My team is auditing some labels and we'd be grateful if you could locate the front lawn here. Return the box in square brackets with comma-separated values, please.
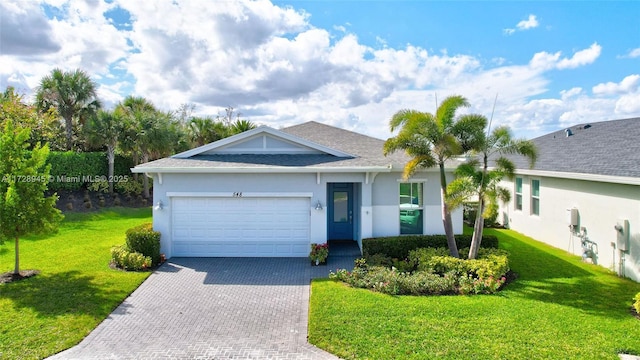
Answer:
[309, 228, 640, 359]
[0, 208, 152, 360]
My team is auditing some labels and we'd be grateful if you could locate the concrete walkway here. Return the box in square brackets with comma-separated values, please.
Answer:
[48, 255, 356, 360]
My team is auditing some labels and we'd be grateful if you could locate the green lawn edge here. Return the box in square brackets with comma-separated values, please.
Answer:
[309, 228, 640, 360]
[0, 207, 152, 360]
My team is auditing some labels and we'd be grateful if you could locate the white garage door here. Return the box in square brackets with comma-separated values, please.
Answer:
[171, 197, 310, 257]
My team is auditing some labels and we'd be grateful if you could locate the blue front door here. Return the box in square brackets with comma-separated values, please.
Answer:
[328, 183, 354, 240]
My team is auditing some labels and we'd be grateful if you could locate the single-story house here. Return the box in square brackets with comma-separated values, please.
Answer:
[132, 121, 463, 258]
[498, 117, 640, 282]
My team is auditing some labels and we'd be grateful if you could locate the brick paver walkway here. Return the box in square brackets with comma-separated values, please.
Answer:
[47, 256, 355, 360]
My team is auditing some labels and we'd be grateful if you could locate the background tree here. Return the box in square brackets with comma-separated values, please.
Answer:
[35, 68, 101, 151]
[1, 87, 64, 150]
[84, 110, 125, 194]
[0, 121, 63, 275]
[230, 119, 257, 134]
[447, 125, 537, 259]
[383, 95, 481, 258]
[188, 117, 230, 146]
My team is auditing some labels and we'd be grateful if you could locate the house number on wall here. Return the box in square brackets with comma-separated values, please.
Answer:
[233, 192, 243, 197]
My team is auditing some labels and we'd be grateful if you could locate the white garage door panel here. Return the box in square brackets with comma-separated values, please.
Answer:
[171, 197, 310, 257]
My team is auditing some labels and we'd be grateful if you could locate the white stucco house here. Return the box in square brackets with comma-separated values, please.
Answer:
[132, 121, 463, 258]
[498, 117, 640, 282]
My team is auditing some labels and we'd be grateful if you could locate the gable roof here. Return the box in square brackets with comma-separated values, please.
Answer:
[132, 121, 426, 173]
[509, 117, 640, 184]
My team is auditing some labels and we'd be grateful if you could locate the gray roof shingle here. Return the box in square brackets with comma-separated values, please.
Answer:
[510, 117, 640, 178]
[133, 121, 461, 172]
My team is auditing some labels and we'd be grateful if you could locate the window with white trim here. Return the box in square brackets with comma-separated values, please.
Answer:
[531, 179, 540, 216]
[400, 182, 423, 234]
[515, 177, 523, 211]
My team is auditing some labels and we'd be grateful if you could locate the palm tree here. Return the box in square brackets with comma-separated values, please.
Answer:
[85, 110, 125, 194]
[189, 117, 230, 146]
[447, 125, 537, 259]
[230, 119, 257, 134]
[383, 95, 481, 258]
[35, 68, 101, 150]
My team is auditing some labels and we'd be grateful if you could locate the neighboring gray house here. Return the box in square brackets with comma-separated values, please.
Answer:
[498, 117, 640, 282]
[133, 121, 463, 258]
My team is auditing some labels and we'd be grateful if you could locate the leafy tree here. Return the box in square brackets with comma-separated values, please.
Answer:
[383, 95, 483, 258]
[447, 125, 537, 259]
[0, 87, 64, 150]
[85, 110, 126, 193]
[35, 68, 101, 150]
[0, 121, 63, 275]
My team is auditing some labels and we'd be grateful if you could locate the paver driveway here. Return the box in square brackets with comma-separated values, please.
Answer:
[48, 257, 349, 360]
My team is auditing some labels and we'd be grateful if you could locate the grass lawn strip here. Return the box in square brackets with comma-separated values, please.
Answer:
[309, 228, 640, 360]
[0, 208, 152, 360]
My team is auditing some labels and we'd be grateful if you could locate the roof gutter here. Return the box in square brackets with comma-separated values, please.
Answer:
[514, 169, 640, 186]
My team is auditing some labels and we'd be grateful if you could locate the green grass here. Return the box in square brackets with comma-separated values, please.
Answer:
[0, 208, 152, 360]
[310, 228, 640, 359]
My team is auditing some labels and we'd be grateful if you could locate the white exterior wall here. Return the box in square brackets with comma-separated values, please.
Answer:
[499, 175, 640, 282]
[151, 169, 463, 258]
[371, 172, 463, 237]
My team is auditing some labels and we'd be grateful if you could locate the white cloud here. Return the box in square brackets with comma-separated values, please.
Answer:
[629, 48, 640, 58]
[1, 0, 638, 142]
[517, 14, 539, 30]
[529, 42, 601, 71]
[592, 74, 640, 95]
[504, 14, 539, 35]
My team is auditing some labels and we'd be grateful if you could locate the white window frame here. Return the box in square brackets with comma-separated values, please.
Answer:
[530, 179, 540, 216]
[399, 181, 424, 235]
[514, 177, 523, 211]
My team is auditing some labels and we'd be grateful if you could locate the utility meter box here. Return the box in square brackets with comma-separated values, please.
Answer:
[569, 208, 579, 227]
[615, 219, 630, 251]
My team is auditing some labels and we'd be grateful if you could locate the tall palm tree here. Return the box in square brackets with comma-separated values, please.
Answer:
[35, 68, 101, 150]
[189, 117, 230, 146]
[85, 110, 125, 194]
[447, 125, 537, 259]
[384, 95, 481, 258]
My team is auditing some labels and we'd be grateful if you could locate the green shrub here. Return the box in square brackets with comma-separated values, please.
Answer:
[426, 248, 509, 279]
[110, 245, 151, 271]
[125, 223, 161, 266]
[634, 292, 640, 314]
[363, 234, 499, 259]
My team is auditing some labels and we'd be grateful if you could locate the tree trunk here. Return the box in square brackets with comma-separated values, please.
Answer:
[13, 236, 19, 275]
[64, 115, 73, 150]
[469, 152, 490, 259]
[107, 145, 115, 194]
[439, 162, 459, 258]
[468, 197, 485, 259]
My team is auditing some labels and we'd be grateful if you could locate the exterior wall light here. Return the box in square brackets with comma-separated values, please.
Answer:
[315, 200, 323, 211]
[154, 200, 163, 211]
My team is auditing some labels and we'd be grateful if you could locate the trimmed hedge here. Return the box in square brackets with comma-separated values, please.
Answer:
[363, 234, 499, 259]
[125, 223, 161, 266]
[46, 151, 134, 191]
[111, 245, 151, 271]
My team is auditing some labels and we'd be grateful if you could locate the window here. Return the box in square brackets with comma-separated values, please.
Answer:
[400, 182, 423, 234]
[531, 179, 540, 216]
[514, 178, 523, 211]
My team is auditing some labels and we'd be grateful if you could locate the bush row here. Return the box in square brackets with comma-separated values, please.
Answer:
[47, 152, 134, 191]
[332, 247, 510, 296]
[111, 223, 161, 271]
[362, 234, 499, 260]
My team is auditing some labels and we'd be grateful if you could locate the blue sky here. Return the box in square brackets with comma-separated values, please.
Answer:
[1, 0, 639, 140]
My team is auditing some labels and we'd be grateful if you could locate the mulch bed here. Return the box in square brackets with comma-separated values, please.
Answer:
[0, 270, 40, 284]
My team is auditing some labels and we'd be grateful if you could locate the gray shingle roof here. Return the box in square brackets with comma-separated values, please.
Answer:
[133, 121, 460, 172]
[510, 117, 640, 178]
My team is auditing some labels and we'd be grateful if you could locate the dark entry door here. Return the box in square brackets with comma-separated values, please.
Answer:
[328, 183, 354, 240]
